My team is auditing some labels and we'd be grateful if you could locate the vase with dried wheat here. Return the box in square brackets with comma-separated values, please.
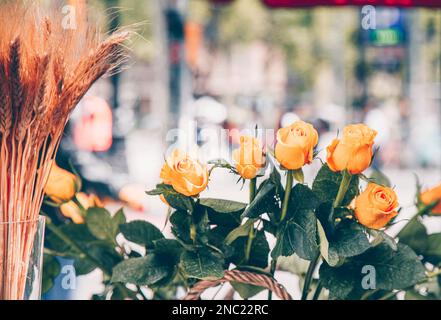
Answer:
[0, 1, 128, 300]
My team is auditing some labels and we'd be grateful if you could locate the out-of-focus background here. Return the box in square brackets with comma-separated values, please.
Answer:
[46, 0, 441, 299]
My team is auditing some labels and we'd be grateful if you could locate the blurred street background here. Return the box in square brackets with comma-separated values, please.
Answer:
[46, 0, 441, 299]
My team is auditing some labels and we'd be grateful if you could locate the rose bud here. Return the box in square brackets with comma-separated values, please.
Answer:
[420, 183, 441, 214]
[275, 120, 318, 170]
[232, 136, 265, 180]
[60, 193, 103, 224]
[160, 149, 209, 197]
[327, 124, 377, 174]
[44, 162, 80, 203]
[354, 183, 399, 229]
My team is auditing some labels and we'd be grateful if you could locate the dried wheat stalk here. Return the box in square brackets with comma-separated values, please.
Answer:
[0, 1, 129, 300]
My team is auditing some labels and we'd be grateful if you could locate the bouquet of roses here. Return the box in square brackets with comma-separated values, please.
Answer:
[43, 121, 441, 300]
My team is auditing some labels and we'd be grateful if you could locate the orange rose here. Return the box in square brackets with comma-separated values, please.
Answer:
[44, 162, 80, 203]
[420, 183, 441, 214]
[160, 149, 208, 197]
[60, 192, 103, 224]
[275, 120, 318, 170]
[354, 183, 399, 229]
[327, 124, 377, 174]
[232, 136, 265, 179]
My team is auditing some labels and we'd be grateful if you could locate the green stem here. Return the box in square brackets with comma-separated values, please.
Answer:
[301, 253, 320, 300]
[280, 171, 294, 222]
[267, 259, 277, 300]
[379, 291, 398, 300]
[71, 194, 86, 213]
[333, 170, 352, 208]
[312, 281, 323, 300]
[245, 178, 257, 263]
[268, 172, 294, 300]
[397, 204, 431, 238]
[249, 178, 257, 203]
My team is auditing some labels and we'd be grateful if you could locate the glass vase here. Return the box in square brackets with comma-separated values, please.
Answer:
[0, 216, 46, 300]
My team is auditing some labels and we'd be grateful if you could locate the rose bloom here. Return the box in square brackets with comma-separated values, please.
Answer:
[232, 136, 265, 180]
[420, 183, 441, 214]
[327, 124, 377, 174]
[44, 162, 80, 203]
[160, 149, 209, 197]
[275, 120, 319, 170]
[60, 192, 103, 224]
[354, 183, 399, 230]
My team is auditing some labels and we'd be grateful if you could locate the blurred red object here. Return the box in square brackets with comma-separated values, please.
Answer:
[263, 0, 441, 7]
[73, 96, 113, 152]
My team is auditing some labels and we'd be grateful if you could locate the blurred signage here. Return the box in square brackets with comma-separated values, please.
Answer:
[366, 8, 406, 47]
[263, 0, 441, 7]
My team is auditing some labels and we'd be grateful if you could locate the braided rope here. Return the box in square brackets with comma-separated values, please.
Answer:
[184, 270, 292, 300]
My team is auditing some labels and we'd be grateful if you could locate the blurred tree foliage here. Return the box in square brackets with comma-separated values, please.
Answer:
[88, 0, 154, 61]
[189, 0, 359, 102]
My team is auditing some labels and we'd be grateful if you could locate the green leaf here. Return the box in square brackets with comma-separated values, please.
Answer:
[86, 207, 118, 242]
[231, 230, 270, 268]
[111, 254, 174, 286]
[225, 219, 255, 245]
[398, 218, 429, 255]
[199, 198, 247, 213]
[112, 209, 126, 226]
[312, 164, 359, 206]
[42, 255, 61, 294]
[272, 209, 319, 261]
[153, 238, 183, 264]
[424, 233, 441, 265]
[369, 170, 391, 187]
[286, 184, 319, 220]
[120, 220, 164, 248]
[242, 181, 278, 219]
[231, 282, 265, 299]
[146, 184, 194, 211]
[320, 243, 426, 299]
[329, 220, 371, 259]
[317, 220, 339, 267]
[292, 168, 304, 183]
[181, 249, 225, 280]
[319, 262, 354, 299]
[370, 229, 397, 251]
[46, 224, 96, 257]
[170, 210, 192, 243]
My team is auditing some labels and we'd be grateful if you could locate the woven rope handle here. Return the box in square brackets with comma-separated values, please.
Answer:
[184, 270, 292, 300]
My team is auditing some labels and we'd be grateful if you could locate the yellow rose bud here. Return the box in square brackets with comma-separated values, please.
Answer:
[354, 183, 399, 230]
[275, 120, 318, 170]
[44, 162, 80, 203]
[60, 192, 103, 224]
[327, 124, 377, 174]
[160, 149, 208, 197]
[232, 136, 265, 180]
[420, 183, 441, 215]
